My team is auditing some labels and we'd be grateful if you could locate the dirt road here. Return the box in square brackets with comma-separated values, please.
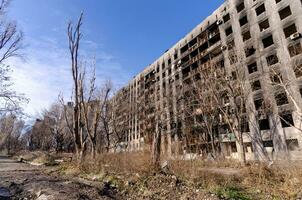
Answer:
[0, 156, 117, 200]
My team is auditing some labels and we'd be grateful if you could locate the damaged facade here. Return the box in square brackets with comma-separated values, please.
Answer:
[111, 0, 302, 161]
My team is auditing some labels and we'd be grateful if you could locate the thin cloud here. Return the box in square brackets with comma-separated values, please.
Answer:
[8, 36, 131, 118]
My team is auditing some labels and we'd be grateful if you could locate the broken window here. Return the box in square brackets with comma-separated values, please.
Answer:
[276, 0, 282, 3]
[259, 19, 270, 32]
[242, 30, 251, 41]
[280, 112, 294, 127]
[225, 26, 233, 36]
[294, 64, 302, 78]
[239, 15, 248, 26]
[288, 42, 302, 57]
[248, 62, 257, 74]
[266, 54, 279, 66]
[223, 13, 230, 23]
[286, 139, 299, 151]
[275, 92, 289, 106]
[283, 23, 297, 38]
[256, 3, 266, 16]
[245, 46, 256, 57]
[251, 80, 261, 91]
[236, 2, 245, 13]
[279, 6, 292, 20]
[262, 35, 274, 48]
[259, 118, 270, 130]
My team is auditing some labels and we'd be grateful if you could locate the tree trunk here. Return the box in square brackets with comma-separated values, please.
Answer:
[152, 127, 161, 169]
[239, 132, 247, 165]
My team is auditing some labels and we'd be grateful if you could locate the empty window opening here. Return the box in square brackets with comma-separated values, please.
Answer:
[256, 4, 266, 16]
[223, 13, 230, 23]
[174, 53, 178, 60]
[242, 30, 251, 41]
[280, 112, 294, 127]
[189, 38, 197, 47]
[181, 45, 189, 54]
[294, 64, 302, 78]
[194, 73, 201, 81]
[227, 39, 235, 50]
[209, 33, 221, 46]
[181, 55, 190, 64]
[225, 26, 233, 36]
[251, 80, 261, 91]
[262, 35, 274, 48]
[279, 6, 292, 20]
[275, 92, 289, 106]
[182, 66, 190, 77]
[259, 19, 270, 32]
[276, 0, 282, 3]
[237, 2, 245, 13]
[231, 142, 238, 152]
[254, 97, 263, 110]
[190, 49, 198, 58]
[191, 62, 198, 70]
[245, 46, 256, 57]
[248, 62, 258, 74]
[239, 15, 248, 26]
[283, 23, 297, 38]
[241, 116, 250, 132]
[231, 71, 237, 80]
[286, 139, 299, 151]
[229, 53, 238, 64]
[259, 118, 270, 130]
[270, 71, 282, 84]
[288, 42, 302, 57]
[244, 142, 253, 152]
[199, 42, 209, 53]
[266, 54, 279, 66]
[263, 140, 273, 147]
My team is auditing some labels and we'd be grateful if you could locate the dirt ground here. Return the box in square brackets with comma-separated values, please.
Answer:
[0, 156, 119, 200]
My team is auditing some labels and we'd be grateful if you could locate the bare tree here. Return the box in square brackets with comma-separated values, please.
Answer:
[60, 13, 88, 161]
[0, 113, 25, 154]
[0, 0, 27, 115]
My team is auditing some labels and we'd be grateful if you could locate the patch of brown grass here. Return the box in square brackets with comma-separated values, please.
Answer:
[78, 150, 152, 175]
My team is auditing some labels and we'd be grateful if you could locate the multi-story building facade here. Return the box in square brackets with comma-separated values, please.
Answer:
[111, 0, 302, 161]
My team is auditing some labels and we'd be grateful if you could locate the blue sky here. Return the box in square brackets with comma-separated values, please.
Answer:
[7, 0, 224, 116]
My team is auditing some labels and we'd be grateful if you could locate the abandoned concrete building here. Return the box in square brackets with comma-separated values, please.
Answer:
[111, 0, 302, 161]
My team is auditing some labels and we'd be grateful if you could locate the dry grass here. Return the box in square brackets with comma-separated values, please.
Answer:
[78, 150, 152, 175]
[57, 152, 302, 199]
